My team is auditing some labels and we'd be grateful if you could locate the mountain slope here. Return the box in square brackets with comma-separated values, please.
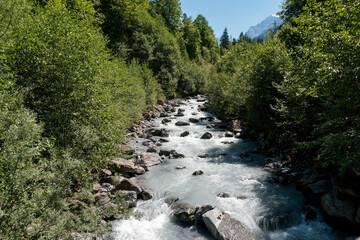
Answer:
[246, 14, 283, 39]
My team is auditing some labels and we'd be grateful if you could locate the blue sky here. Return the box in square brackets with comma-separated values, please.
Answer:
[180, 0, 284, 40]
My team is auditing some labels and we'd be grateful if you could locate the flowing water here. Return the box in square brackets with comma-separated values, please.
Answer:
[111, 99, 343, 240]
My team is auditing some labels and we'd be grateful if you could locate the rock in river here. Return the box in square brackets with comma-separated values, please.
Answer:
[172, 202, 197, 225]
[175, 121, 190, 126]
[202, 208, 258, 240]
[201, 132, 213, 139]
[135, 153, 163, 171]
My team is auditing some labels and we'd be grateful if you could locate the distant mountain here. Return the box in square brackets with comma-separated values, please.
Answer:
[246, 15, 283, 40]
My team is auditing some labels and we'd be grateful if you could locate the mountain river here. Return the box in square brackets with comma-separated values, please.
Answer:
[110, 99, 346, 240]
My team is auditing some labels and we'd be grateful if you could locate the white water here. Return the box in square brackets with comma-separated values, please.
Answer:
[111, 99, 343, 240]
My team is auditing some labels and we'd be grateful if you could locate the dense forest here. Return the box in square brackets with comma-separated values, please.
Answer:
[0, 0, 359, 239]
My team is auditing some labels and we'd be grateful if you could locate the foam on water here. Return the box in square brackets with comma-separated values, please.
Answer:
[111, 99, 343, 240]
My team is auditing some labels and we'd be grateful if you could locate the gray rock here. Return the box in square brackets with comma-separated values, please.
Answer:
[198, 154, 209, 158]
[135, 153, 163, 171]
[147, 147, 157, 153]
[147, 128, 169, 137]
[195, 205, 214, 225]
[321, 190, 356, 223]
[192, 170, 204, 176]
[217, 192, 230, 198]
[111, 158, 145, 175]
[95, 192, 110, 206]
[160, 138, 170, 143]
[122, 190, 137, 208]
[181, 131, 190, 137]
[175, 121, 190, 126]
[174, 113, 185, 117]
[206, 124, 215, 129]
[189, 118, 200, 123]
[221, 141, 234, 144]
[201, 132, 213, 139]
[112, 177, 142, 195]
[165, 197, 179, 205]
[93, 183, 102, 192]
[172, 202, 196, 224]
[202, 208, 258, 240]
[138, 188, 153, 201]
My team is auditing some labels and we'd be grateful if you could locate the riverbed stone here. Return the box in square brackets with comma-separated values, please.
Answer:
[160, 138, 170, 143]
[147, 128, 169, 137]
[217, 192, 231, 198]
[201, 132, 213, 139]
[175, 121, 190, 126]
[195, 205, 214, 225]
[321, 190, 356, 224]
[122, 190, 137, 208]
[138, 187, 153, 201]
[192, 170, 204, 176]
[172, 202, 196, 224]
[206, 124, 215, 129]
[202, 208, 258, 240]
[111, 177, 142, 195]
[198, 154, 209, 158]
[189, 118, 200, 123]
[111, 158, 145, 175]
[95, 192, 110, 206]
[180, 131, 190, 137]
[119, 144, 135, 155]
[225, 131, 234, 137]
[135, 153, 163, 171]
[176, 165, 186, 169]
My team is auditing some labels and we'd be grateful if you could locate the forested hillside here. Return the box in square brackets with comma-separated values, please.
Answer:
[207, 0, 360, 175]
[1, 0, 359, 238]
[0, 0, 218, 238]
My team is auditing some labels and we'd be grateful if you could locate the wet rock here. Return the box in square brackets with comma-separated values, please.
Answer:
[221, 141, 234, 144]
[198, 154, 209, 158]
[172, 202, 196, 225]
[159, 149, 184, 158]
[138, 188, 153, 201]
[236, 194, 248, 200]
[146, 147, 157, 153]
[192, 112, 198, 115]
[225, 131, 234, 137]
[192, 170, 204, 176]
[256, 208, 294, 231]
[160, 138, 170, 143]
[122, 190, 137, 208]
[174, 113, 185, 117]
[321, 190, 357, 225]
[180, 131, 190, 137]
[165, 197, 179, 205]
[176, 165, 186, 169]
[198, 105, 207, 112]
[201, 132, 213, 139]
[162, 118, 172, 123]
[202, 208, 258, 240]
[178, 108, 186, 112]
[197, 99, 206, 102]
[147, 128, 169, 137]
[189, 118, 200, 123]
[207, 117, 215, 122]
[95, 192, 110, 206]
[206, 124, 215, 129]
[195, 205, 214, 225]
[175, 121, 190, 126]
[135, 153, 163, 171]
[217, 192, 230, 198]
[112, 177, 142, 195]
[111, 158, 145, 175]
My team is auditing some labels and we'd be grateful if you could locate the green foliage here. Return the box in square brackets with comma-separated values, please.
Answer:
[150, 0, 182, 32]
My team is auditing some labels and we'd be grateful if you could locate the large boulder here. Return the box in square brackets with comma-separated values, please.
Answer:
[202, 208, 258, 240]
[201, 132, 213, 139]
[135, 153, 163, 171]
[172, 202, 197, 225]
[175, 121, 190, 126]
[321, 190, 357, 227]
[111, 158, 145, 175]
[111, 177, 142, 195]
[122, 190, 137, 208]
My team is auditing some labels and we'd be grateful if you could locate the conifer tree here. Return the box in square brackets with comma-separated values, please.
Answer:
[220, 27, 230, 49]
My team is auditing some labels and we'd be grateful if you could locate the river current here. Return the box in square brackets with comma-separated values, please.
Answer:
[111, 99, 343, 240]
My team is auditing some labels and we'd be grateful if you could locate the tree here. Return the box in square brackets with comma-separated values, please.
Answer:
[150, 0, 182, 32]
[220, 27, 230, 49]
